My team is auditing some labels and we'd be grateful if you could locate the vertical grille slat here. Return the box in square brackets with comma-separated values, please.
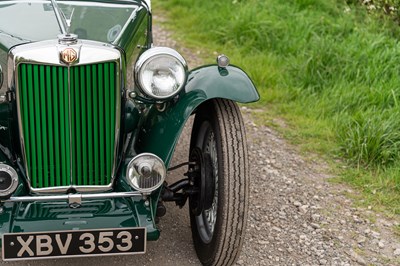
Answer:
[92, 64, 100, 185]
[27, 65, 37, 187]
[86, 65, 94, 185]
[18, 62, 117, 189]
[39, 66, 49, 187]
[98, 64, 106, 185]
[33, 66, 43, 187]
[52, 66, 61, 186]
[80, 66, 87, 186]
[46, 66, 55, 187]
[58, 68, 67, 186]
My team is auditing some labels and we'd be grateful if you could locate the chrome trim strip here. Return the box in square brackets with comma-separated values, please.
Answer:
[111, 61, 121, 181]
[30, 184, 114, 194]
[143, 0, 151, 12]
[5, 191, 143, 203]
[0, 64, 3, 89]
[10, 40, 122, 193]
[68, 58, 73, 186]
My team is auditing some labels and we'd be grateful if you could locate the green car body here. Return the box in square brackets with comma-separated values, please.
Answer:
[0, 0, 258, 262]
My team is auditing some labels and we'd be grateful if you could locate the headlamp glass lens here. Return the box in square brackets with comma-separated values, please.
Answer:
[138, 54, 186, 99]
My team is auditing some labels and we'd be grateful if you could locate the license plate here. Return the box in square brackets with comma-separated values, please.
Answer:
[2, 228, 146, 261]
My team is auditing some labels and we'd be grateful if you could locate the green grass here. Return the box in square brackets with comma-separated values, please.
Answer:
[153, 0, 400, 215]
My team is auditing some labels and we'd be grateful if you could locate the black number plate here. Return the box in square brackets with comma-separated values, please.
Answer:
[2, 228, 146, 261]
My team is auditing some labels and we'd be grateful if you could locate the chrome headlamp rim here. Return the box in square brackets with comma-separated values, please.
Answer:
[134, 47, 188, 100]
[126, 153, 167, 194]
[0, 164, 19, 197]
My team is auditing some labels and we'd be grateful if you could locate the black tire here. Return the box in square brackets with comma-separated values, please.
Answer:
[189, 99, 249, 266]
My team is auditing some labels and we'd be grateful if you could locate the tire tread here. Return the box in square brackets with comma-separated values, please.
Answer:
[203, 99, 249, 266]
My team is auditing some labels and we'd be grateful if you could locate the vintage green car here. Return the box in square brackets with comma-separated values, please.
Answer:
[0, 0, 259, 264]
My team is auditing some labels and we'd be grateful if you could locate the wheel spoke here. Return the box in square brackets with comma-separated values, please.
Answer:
[195, 130, 219, 243]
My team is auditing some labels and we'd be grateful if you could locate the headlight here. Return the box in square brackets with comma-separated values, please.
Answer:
[134, 47, 187, 100]
[126, 153, 166, 193]
[0, 164, 18, 198]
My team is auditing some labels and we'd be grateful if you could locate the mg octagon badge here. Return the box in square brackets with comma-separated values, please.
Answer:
[60, 48, 78, 64]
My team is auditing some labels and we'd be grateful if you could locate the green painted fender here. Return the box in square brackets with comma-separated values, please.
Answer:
[136, 65, 259, 166]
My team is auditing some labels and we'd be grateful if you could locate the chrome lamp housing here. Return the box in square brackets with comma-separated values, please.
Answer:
[134, 47, 188, 100]
[126, 153, 166, 194]
[0, 164, 18, 198]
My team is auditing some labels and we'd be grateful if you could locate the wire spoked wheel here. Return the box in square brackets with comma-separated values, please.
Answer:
[189, 99, 249, 266]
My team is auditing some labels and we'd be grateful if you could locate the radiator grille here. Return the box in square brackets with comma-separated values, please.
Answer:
[18, 62, 117, 189]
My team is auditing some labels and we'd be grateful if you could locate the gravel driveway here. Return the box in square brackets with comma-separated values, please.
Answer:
[2, 14, 399, 266]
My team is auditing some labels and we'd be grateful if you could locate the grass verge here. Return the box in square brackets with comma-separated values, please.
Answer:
[153, 0, 400, 215]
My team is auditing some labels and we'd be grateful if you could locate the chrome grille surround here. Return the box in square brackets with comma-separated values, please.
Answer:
[8, 40, 122, 194]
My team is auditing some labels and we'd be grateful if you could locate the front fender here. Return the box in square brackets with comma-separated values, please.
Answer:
[136, 65, 259, 166]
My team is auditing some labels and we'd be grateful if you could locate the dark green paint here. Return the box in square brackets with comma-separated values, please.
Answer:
[137, 65, 259, 166]
[124, 100, 140, 133]
[0, 197, 160, 244]
[0, 103, 12, 159]
[186, 65, 259, 103]
[0, 139, 11, 164]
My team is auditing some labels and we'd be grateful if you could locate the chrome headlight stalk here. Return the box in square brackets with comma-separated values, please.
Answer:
[0, 164, 19, 198]
[126, 153, 166, 194]
[134, 47, 188, 100]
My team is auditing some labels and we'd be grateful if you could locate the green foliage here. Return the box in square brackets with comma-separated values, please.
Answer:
[153, 0, 400, 213]
[337, 110, 400, 168]
[354, 0, 400, 23]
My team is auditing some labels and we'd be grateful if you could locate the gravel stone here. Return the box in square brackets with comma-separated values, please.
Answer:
[357, 235, 367, 244]
[349, 250, 367, 265]
[293, 201, 302, 207]
[311, 223, 320, 229]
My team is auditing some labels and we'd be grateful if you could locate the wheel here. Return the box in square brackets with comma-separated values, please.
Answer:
[189, 99, 249, 266]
